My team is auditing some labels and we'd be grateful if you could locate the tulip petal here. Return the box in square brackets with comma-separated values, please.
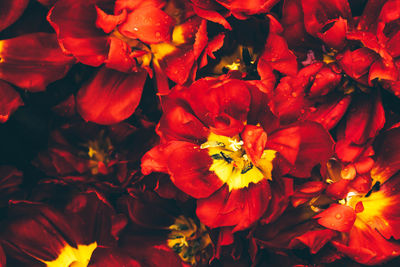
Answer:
[0, 33, 75, 91]
[0, 81, 23, 123]
[118, 2, 175, 44]
[167, 141, 224, 199]
[315, 203, 356, 232]
[0, 0, 29, 32]
[48, 0, 109, 66]
[76, 67, 147, 125]
[196, 181, 271, 231]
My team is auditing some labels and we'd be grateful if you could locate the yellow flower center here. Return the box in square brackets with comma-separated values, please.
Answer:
[82, 131, 114, 175]
[42, 242, 97, 267]
[201, 132, 276, 191]
[167, 216, 211, 265]
[339, 182, 392, 230]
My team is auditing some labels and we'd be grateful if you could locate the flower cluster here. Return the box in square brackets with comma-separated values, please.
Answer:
[2, 0, 400, 266]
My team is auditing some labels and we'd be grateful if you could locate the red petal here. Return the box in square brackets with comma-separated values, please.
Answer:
[259, 33, 298, 77]
[386, 31, 400, 58]
[0, 0, 29, 32]
[325, 179, 351, 199]
[267, 122, 334, 177]
[200, 33, 225, 68]
[308, 65, 342, 97]
[89, 248, 140, 267]
[156, 47, 195, 85]
[118, 192, 176, 229]
[302, 94, 351, 130]
[336, 48, 379, 80]
[333, 223, 400, 265]
[196, 181, 271, 231]
[158, 99, 209, 143]
[0, 81, 23, 123]
[289, 122, 334, 177]
[301, 0, 352, 36]
[369, 58, 398, 83]
[105, 37, 137, 72]
[142, 141, 185, 175]
[167, 141, 224, 199]
[216, 0, 279, 15]
[241, 125, 268, 164]
[289, 229, 337, 254]
[192, 5, 231, 30]
[0, 33, 75, 91]
[315, 203, 356, 232]
[339, 91, 385, 145]
[95, 6, 127, 34]
[372, 127, 400, 184]
[267, 126, 301, 165]
[65, 191, 119, 245]
[261, 177, 293, 224]
[185, 78, 251, 136]
[357, 0, 386, 32]
[193, 20, 208, 60]
[48, 0, 109, 66]
[3, 201, 79, 264]
[317, 17, 348, 50]
[76, 67, 146, 125]
[0, 166, 23, 204]
[336, 91, 385, 161]
[118, 2, 175, 44]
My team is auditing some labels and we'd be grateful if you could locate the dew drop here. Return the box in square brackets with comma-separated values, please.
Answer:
[335, 213, 342, 219]
[155, 32, 161, 38]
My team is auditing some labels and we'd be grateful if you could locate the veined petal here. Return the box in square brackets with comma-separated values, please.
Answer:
[196, 180, 271, 231]
[167, 141, 224, 199]
[48, 0, 109, 66]
[0, 33, 75, 91]
[333, 223, 400, 265]
[76, 67, 147, 125]
[185, 78, 251, 136]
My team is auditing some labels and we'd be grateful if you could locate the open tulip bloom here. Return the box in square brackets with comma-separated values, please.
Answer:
[3, 0, 400, 266]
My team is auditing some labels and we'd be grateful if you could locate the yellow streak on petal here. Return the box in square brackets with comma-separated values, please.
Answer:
[172, 25, 186, 45]
[151, 43, 177, 60]
[351, 191, 392, 230]
[42, 242, 97, 267]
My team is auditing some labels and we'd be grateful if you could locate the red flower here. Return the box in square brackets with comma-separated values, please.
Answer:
[118, 189, 211, 266]
[34, 119, 157, 190]
[47, 0, 225, 124]
[142, 75, 333, 231]
[281, 0, 400, 95]
[1, 191, 128, 266]
[314, 126, 400, 265]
